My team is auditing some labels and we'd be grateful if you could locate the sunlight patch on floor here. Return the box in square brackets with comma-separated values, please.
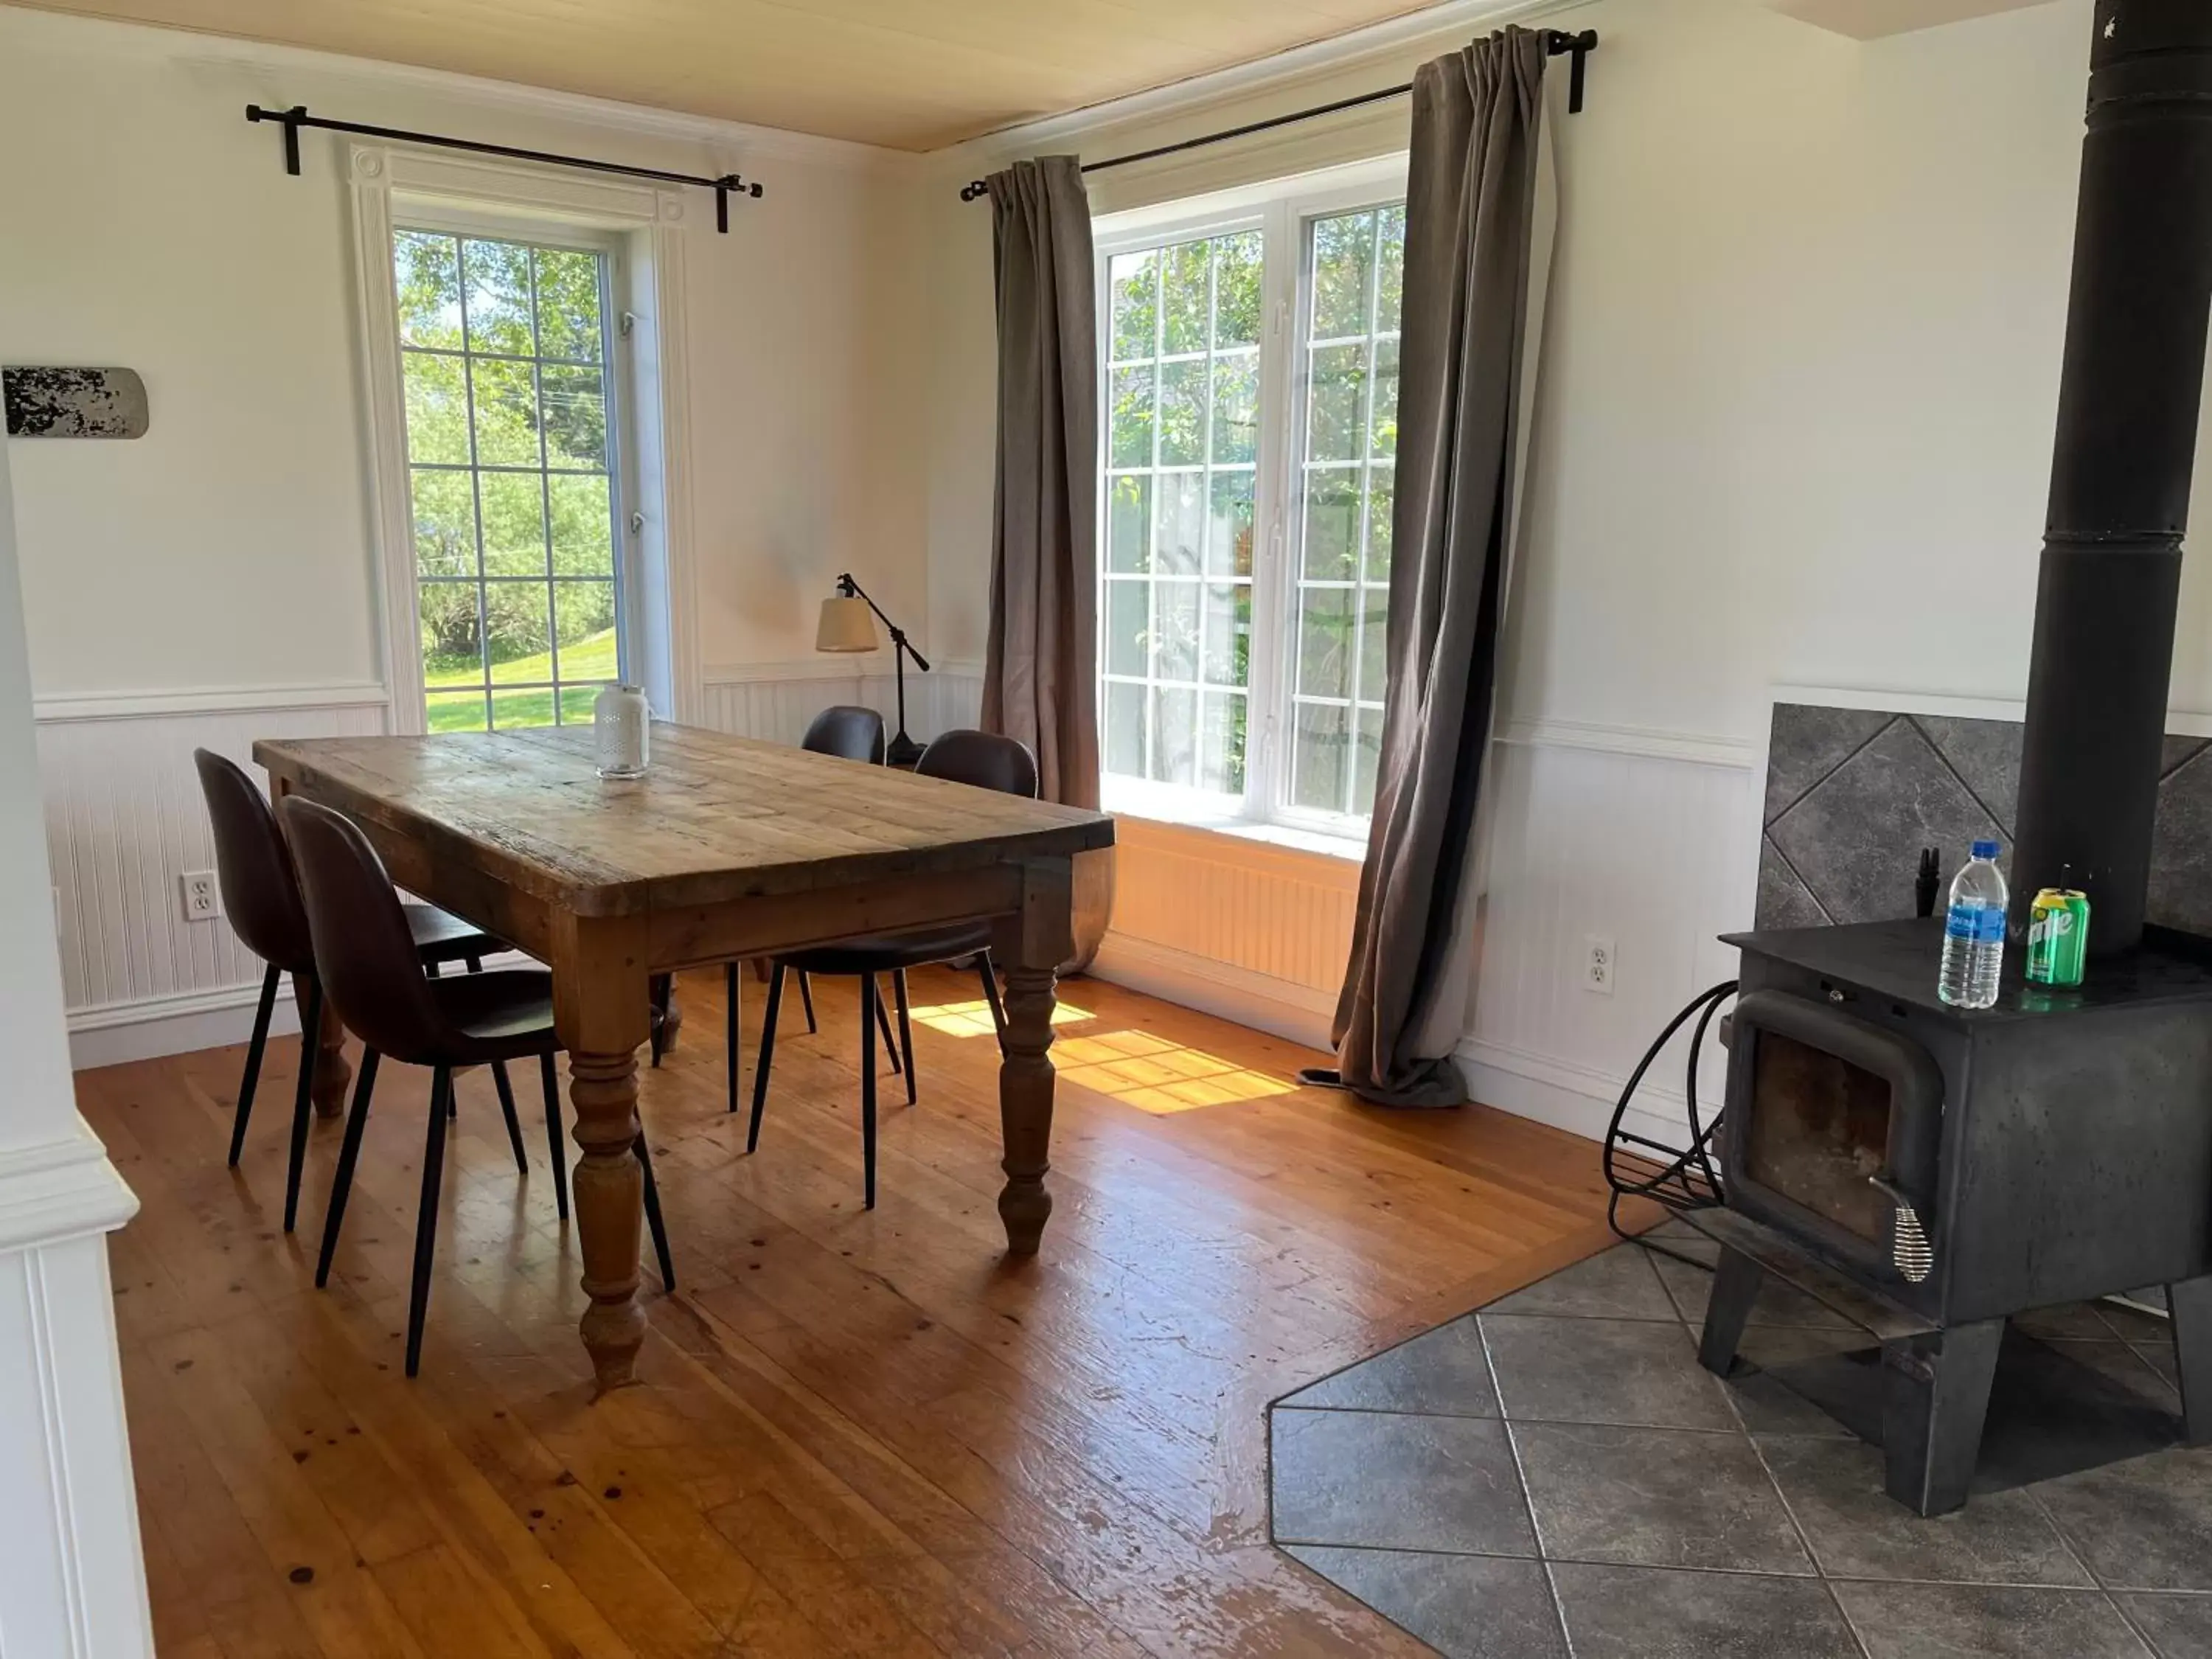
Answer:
[907, 998, 1095, 1038]
[906, 997, 1295, 1113]
[1053, 1027, 1298, 1115]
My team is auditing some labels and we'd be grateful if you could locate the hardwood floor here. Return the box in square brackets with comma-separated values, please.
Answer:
[83, 966, 1646, 1657]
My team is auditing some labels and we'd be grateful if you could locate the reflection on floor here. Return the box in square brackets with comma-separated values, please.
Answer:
[1270, 1218, 2212, 1658]
[908, 992, 1297, 1114]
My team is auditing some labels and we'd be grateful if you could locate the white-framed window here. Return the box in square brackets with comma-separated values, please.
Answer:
[392, 224, 630, 731]
[349, 144, 698, 735]
[1095, 157, 1408, 842]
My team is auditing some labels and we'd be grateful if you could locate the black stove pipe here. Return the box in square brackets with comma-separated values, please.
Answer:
[2011, 0, 2212, 957]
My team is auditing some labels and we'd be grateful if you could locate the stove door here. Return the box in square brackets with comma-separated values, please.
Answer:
[1724, 990, 1946, 1287]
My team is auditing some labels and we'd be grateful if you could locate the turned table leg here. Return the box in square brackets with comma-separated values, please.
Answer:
[992, 858, 1074, 1256]
[553, 915, 653, 1394]
[293, 967, 351, 1119]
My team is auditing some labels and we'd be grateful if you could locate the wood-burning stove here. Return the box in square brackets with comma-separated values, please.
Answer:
[1697, 0, 2212, 1517]
[1699, 918, 2212, 1514]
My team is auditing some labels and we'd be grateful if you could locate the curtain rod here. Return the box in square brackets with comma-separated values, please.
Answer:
[959, 27, 1596, 202]
[243, 105, 765, 232]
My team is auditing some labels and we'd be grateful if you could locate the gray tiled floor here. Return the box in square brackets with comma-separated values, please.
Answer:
[1270, 1222, 2212, 1658]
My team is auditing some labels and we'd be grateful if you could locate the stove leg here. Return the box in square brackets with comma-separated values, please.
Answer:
[1697, 1245, 1766, 1376]
[1882, 1318, 2003, 1517]
[2166, 1274, 2212, 1445]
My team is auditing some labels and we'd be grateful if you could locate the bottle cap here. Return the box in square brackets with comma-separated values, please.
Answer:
[1972, 839, 2000, 860]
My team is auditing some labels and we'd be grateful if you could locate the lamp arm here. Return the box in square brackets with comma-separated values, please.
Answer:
[834, 572, 932, 672]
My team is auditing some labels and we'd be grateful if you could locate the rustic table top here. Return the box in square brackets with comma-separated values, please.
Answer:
[254, 723, 1114, 917]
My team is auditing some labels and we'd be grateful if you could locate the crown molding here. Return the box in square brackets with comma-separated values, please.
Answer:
[0, 1, 919, 174]
[945, 0, 1596, 162]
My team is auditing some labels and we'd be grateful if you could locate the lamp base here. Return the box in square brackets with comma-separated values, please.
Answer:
[886, 728, 925, 770]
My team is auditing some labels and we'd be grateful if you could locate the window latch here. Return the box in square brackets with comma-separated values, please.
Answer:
[620, 310, 637, 340]
[629, 511, 645, 535]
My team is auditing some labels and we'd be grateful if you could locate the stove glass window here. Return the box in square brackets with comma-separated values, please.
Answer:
[1745, 1028, 1892, 1242]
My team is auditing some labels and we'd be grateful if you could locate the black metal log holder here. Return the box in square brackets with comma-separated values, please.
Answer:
[959, 27, 1597, 202]
[243, 105, 765, 231]
[2010, 0, 2212, 954]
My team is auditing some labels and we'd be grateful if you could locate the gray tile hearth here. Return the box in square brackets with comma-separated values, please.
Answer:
[1270, 1236, 2212, 1659]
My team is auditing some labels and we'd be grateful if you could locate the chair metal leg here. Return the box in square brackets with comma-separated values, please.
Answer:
[540, 1053, 569, 1222]
[315, 1047, 379, 1288]
[636, 1133, 675, 1293]
[860, 973, 879, 1210]
[282, 975, 325, 1234]
[797, 969, 818, 1034]
[748, 964, 785, 1154]
[726, 961, 741, 1116]
[406, 1068, 452, 1377]
[977, 952, 1008, 1058]
[874, 975, 903, 1077]
[229, 962, 280, 1168]
[490, 1061, 527, 1172]
[648, 973, 671, 1067]
[894, 970, 917, 1106]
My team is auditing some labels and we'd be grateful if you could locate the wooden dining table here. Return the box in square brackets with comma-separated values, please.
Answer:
[254, 722, 1115, 1393]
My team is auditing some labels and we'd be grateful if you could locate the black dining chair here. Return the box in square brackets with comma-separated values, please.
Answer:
[279, 796, 675, 1377]
[691, 706, 899, 1116]
[746, 729, 1028, 1209]
[193, 748, 512, 1234]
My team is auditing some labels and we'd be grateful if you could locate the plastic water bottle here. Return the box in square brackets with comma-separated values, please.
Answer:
[1938, 839, 2008, 1009]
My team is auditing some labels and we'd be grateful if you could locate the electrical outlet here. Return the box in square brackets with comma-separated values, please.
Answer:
[1583, 934, 1615, 995]
[180, 870, 220, 922]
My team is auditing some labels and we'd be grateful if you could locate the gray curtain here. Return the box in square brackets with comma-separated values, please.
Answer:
[984, 157, 1101, 810]
[1328, 30, 1550, 1107]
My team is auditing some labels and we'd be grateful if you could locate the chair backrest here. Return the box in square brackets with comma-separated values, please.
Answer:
[193, 748, 315, 973]
[277, 796, 450, 1065]
[803, 704, 886, 764]
[917, 729, 1038, 799]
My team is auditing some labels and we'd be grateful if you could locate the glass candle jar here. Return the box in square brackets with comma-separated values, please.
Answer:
[594, 684, 651, 779]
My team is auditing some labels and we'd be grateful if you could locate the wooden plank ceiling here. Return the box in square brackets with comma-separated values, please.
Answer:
[15, 0, 1447, 150]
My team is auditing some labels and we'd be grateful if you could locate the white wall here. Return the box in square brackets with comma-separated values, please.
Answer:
[0, 5, 959, 1055]
[914, 0, 2211, 1133]
[0, 430, 153, 1652]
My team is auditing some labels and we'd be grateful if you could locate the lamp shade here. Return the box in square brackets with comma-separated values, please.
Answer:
[815, 594, 877, 653]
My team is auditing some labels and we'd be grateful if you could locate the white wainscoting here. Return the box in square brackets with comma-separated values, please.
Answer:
[34, 684, 391, 1069]
[1458, 720, 1759, 1150]
[38, 667, 990, 1068]
[698, 658, 987, 746]
[1088, 816, 1363, 1050]
[0, 1132, 150, 1657]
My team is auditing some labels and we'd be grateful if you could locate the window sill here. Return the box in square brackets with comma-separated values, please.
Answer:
[1106, 807, 1368, 866]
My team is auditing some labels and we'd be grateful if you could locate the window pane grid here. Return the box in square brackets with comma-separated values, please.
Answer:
[1290, 204, 1402, 819]
[396, 229, 622, 733]
[1102, 229, 1261, 796]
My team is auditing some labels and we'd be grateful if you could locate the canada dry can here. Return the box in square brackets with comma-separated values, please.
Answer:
[2026, 888, 2090, 987]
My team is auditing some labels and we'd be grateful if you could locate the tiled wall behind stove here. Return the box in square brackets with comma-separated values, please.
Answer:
[1758, 703, 2212, 935]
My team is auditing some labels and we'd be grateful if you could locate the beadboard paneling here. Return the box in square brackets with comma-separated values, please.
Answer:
[1460, 730, 1758, 1144]
[35, 692, 389, 1044]
[699, 662, 985, 747]
[1089, 817, 1362, 1047]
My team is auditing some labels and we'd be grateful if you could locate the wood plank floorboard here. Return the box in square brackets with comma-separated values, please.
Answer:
[81, 966, 1648, 1657]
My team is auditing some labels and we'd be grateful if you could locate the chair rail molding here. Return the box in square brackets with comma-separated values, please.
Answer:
[0, 1130, 150, 1658]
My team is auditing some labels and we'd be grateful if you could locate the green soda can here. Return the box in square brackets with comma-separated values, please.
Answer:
[2026, 887, 2090, 987]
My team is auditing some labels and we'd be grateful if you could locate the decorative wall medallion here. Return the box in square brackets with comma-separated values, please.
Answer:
[3, 366, 150, 439]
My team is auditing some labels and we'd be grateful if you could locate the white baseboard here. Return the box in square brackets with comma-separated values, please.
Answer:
[1086, 932, 1338, 1051]
[67, 979, 297, 1072]
[1456, 1034, 1712, 1155]
[0, 1133, 150, 1656]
